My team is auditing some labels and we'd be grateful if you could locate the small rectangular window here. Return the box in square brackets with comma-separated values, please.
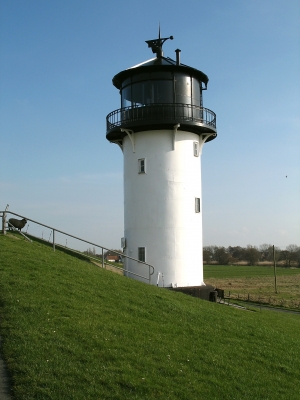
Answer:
[193, 142, 199, 157]
[195, 198, 200, 213]
[138, 247, 146, 262]
[138, 158, 145, 173]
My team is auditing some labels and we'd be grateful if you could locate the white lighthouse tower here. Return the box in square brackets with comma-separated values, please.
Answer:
[106, 33, 217, 289]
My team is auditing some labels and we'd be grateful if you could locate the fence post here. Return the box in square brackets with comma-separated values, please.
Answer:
[53, 229, 55, 252]
[102, 248, 104, 268]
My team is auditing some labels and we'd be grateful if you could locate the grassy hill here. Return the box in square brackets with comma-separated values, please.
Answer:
[0, 233, 300, 399]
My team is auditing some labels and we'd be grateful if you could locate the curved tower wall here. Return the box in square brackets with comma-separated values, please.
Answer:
[123, 129, 204, 287]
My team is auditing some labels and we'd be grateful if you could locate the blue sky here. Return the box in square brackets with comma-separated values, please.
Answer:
[1, 0, 299, 251]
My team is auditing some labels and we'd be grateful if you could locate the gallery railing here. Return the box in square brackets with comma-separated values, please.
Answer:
[107, 103, 216, 131]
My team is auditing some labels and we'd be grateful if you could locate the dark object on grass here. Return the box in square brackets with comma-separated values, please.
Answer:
[215, 288, 225, 299]
[8, 218, 27, 231]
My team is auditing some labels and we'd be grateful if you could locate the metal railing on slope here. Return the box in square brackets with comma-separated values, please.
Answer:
[1, 210, 154, 284]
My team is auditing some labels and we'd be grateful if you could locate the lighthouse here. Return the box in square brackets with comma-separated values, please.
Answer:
[106, 33, 217, 288]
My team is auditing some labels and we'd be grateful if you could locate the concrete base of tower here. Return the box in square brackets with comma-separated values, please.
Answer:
[167, 284, 218, 302]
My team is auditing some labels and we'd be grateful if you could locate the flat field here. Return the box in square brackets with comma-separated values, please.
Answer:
[204, 265, 300, 308]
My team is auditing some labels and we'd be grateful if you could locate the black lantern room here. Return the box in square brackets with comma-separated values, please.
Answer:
[106, 33, 217, 143]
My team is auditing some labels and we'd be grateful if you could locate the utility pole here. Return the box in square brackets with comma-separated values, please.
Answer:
[273, 245, 278, 294]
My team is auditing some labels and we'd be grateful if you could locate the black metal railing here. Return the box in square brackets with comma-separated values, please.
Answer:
[106, 103, 216, 132]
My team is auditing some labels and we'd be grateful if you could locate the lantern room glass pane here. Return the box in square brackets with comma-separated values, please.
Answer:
[121, 85, 132, 108]
[192, 77, 201, 107]
[174, 73, 192, 105]
[124, 80, 173, 107]
[150, 80, 173, 103]
[174, 73, 192, 119]
[120, 72, 202, 109]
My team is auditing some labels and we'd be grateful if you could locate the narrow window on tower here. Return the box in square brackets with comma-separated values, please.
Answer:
[193, 141, 199, 157]
[138, 247, 146, 262]
[195, 198, 201, 213]
[138, 158, 146, 173]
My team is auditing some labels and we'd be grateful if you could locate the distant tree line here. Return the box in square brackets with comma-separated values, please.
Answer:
[83, 244, 300, 267]
[203, 244, 300, 267]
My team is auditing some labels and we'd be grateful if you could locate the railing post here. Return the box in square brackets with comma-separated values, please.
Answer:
[53, 229, 55, 252]
[2, 213, 6, 235]
[2, 204, 9, 235]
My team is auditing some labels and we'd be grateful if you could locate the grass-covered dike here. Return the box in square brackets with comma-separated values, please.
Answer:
[0, 234, 300, 399]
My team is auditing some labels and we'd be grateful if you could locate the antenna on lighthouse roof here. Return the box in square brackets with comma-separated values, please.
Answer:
[145, 24, 173, 58]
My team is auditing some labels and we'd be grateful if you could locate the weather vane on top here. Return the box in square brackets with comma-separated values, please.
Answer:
[145, 24, 173, 58]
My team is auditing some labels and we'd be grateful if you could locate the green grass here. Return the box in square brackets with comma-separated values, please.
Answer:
[1, 234, 300, 399]
[204, 265, 300, 308]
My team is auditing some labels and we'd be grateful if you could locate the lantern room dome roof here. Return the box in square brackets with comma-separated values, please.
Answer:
[112, 55, 209, 89]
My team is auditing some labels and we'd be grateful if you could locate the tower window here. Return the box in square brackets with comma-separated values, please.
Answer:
[193, 142, 199, 157]
[138, 247, 146, 262]
[138, 158, 145, 173]
[195, 198, 201, 213]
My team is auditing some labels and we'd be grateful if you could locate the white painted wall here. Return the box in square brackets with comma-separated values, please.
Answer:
[123, 129, 205, 287]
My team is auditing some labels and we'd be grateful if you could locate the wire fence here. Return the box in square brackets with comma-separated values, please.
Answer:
[223, 290, 300, 310]
[1, 209, 154, 284]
